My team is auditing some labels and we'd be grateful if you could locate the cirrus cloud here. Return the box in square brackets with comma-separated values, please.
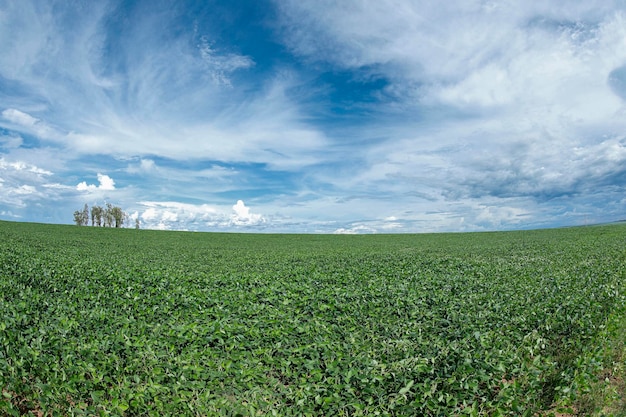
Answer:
[1, 0, 626, 232]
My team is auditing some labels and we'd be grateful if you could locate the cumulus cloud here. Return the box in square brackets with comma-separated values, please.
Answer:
[231, 200, 265, 226]
[138, 202, 218, 230]
[2, 1, 626, 232]
[136, 200, 266, 231]
[76, 173, 116, 192]
[333, 224, 377, 234]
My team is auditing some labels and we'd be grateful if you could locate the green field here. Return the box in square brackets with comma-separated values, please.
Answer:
[1, 221, 625, 416]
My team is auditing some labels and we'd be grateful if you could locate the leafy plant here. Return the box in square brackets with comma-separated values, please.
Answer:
[1, 221, 624, 415]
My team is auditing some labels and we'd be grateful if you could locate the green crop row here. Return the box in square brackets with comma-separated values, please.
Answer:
[1, 221, 625, 416]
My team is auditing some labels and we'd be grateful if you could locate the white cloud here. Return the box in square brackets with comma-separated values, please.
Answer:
[0, 210, 20, 218]
[139, 159, 156, 171]
[231, 200, 265, 226]
[76, 173, 116, 192]
[15, 185, 36, 195]
[125, 158, 237, 187]
[2, 1, 626, 232]
[140, 207, 158, 222]
[134, 200, 266, 231]
[138, 202, 219, 230]
[0, 158, 57, 207]
[275, 1, 623, 76]
[333, 228, 357, 235]
[0, 158, 52, 176]
[97, 174, 115, 190]
[276, 0, 626, 232]
[273, 1, 626, 145]
[0, 2, 327, 170]
[1, 108, 60, 141]
[0, 133, 23, 148]
[2, 109, 39, 127]
[333, 224, 377, 234]
[381, 221, 402, 231]
[198, 36, 255, 86]
[125, 158, 156, 174]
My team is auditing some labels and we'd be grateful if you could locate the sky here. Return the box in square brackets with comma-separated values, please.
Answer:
[1, 0, 626, 233]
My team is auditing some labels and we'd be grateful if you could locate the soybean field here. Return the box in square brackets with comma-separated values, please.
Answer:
[1, 220, 625, 416]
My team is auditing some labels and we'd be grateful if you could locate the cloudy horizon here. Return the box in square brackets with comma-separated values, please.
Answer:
[1, 1, 625, 233]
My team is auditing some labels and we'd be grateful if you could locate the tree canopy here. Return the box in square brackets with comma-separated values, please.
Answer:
[73, 203, 131, 228]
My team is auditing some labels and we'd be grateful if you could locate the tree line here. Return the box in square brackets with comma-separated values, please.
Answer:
[73, 203, 139, 228]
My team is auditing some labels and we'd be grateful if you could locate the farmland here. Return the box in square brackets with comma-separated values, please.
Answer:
[1, 221, 625, 416]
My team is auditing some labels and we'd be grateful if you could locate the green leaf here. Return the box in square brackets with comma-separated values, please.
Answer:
[399, 380, 414, 395]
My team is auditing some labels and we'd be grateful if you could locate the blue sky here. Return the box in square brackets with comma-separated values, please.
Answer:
[1, 0, 626, 233]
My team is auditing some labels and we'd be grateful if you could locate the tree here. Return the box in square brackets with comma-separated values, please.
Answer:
[104, 203, 114, 227]
[103, 203, 126, 228]
[76, 203, 126, 228]
[73, 204, 89, 226]
[110, 206, 126, 228]
[73, 210, 86, 226]
[135, 218, 140, 229]
[91, 205, 104, 227]
[81, 204, 89, 226]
